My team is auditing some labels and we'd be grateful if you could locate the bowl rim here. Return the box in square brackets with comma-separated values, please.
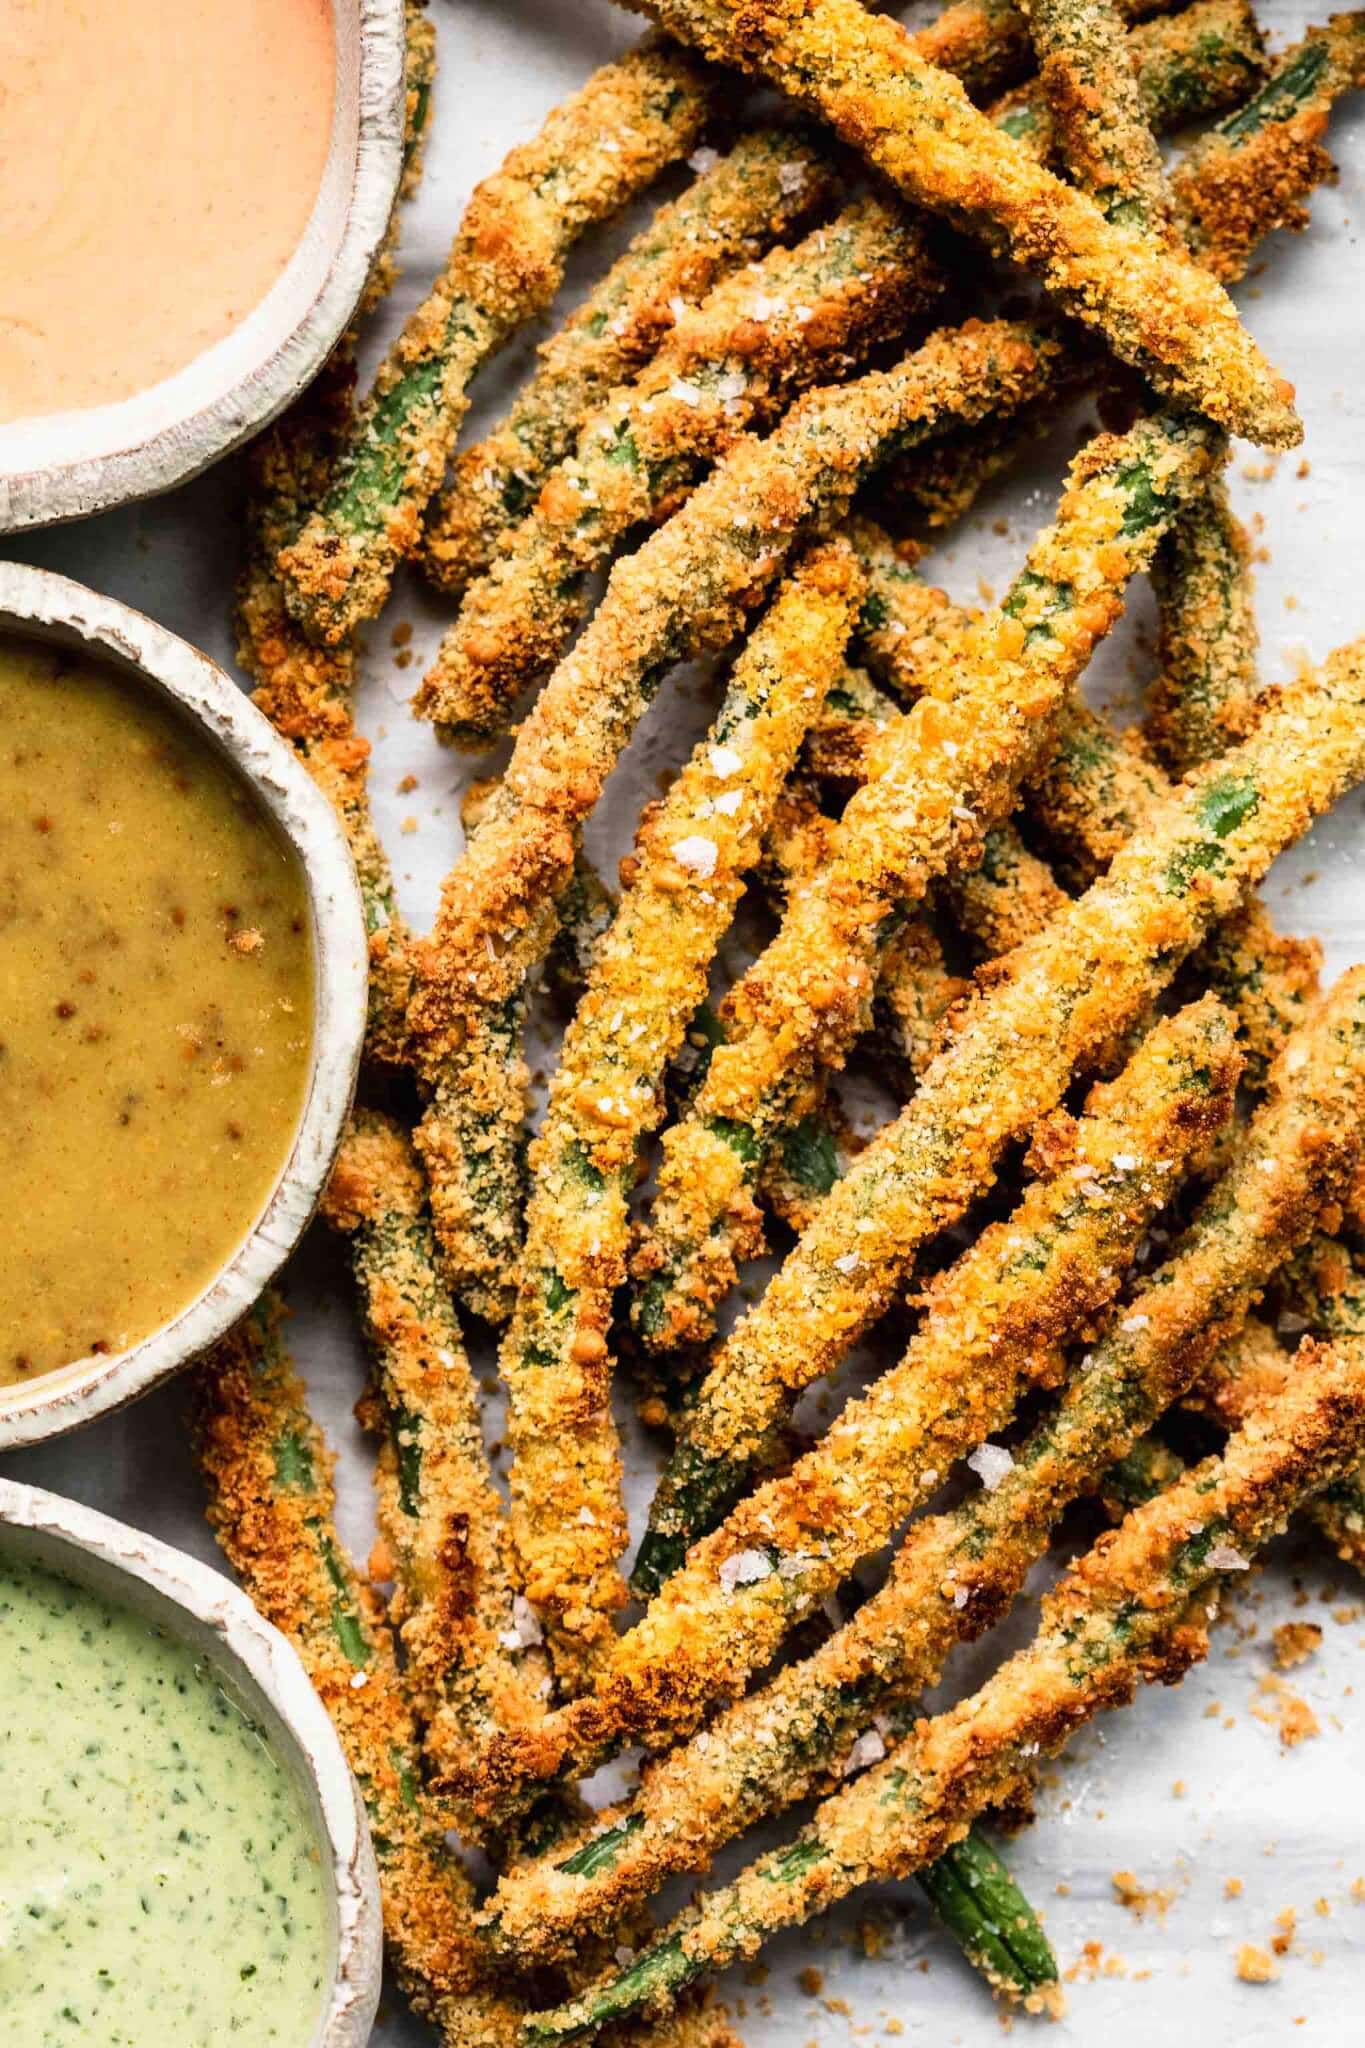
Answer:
[0, 561, 367, 1450]
[0, 0, 405, 534]
[0, 1474, 383, 2047]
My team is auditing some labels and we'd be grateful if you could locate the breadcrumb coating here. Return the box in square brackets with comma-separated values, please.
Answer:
[277, 37, 716, 642]
[1147, 467, 1262, 775]
[631, 635, 1365, 1584]
[526, 1335, 1365, 2035]
[992, 0, 1266, 160]
[1173, 12, 1365, 281]
[418, 129, 835, 599]
[416, 197, 945, 739]
[192, 1299, 518, 2045]
[632, 412, 1221, 1358]
[910, 0, 1165, 99]
[617, 0, 1299, 446]
[458, 999, 1240, 1850]
[493, 543, 862, 1694]
[402, 319, 1061, 1308]
[238, 357, 414, 1068]
[488, 971, 1365, 1951]
[1023, 0, 1177, 233]
[322, 1111, 557, 1797]
[1221, 1237, 1365, 1570]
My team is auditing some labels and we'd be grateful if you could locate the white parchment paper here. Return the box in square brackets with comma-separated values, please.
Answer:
[3, 2, 1364, 2040]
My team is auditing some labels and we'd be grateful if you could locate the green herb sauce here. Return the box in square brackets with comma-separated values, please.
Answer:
[0, 1549, 330, 2044]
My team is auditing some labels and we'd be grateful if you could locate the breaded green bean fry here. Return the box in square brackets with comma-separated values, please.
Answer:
[192, 1297, 517, 2044]
[457, 999, 1241, 1854]
[422, 3, 1269, 745]
[493, 542, 863, 1693]
[1173, 12, 1365, 281]
[525, 1337, 1365, 2036]
[992, 0, 1266, 155]
[419, 129, 834, 597]
[403, 319, 1061, 1296]
[631, 635, 1365, 1582]
[238, 362, 415, 1067]
[631, 412, 1222, 1358]
[1146, 466, 1261, 776]
[910, 0, 1164, 99]
[617, 0, 1299, 445]
[321, 1112, 556, 1783]
[276, 38, 716, 642]
[1022, 0, 1177, 231]
[416, 197, 946, 739]
[479, 973, 1365, 1914]
[1210, 1240, 1365, 1570]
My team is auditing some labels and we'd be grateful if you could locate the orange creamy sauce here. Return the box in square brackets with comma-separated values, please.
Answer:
[0, 0, 335, 424]
[0, 641, 315, 1384]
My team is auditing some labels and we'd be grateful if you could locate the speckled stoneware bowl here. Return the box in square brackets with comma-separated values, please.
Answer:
[0, 1477, 383, 2045]
[0, 0, 404, 533]
[0, 563, 367, 1450]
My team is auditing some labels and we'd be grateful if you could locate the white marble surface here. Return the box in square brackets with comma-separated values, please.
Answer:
[4, 1, 1365, 2041]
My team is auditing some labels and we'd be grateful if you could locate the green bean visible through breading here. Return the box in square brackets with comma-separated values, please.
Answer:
[418, 129, 835, 598]
[191, 1297, 518, 2046]
[1021, 0, 1177, 232]
[490, 542, 863, 1695]
[239, 357, 415, 1067]
[402, 318, 1062, 1309]
[453, 998, 1240, 1853]
[478, 973, 1365, 1908]
[415, 197, 947, 740]
[628, 635, 1365, 1588]
[1146, 465, 1261, 776]
[1173, 12, 1365, 281]
[419, 2, 1273, 746]
[630, 412, 1222, 1359]
[524, 1338, 1365, 2036]
[992, 0, 1266, 158]
[616, 0, 1299, 445]
[910, 0, 1165, 99]
[320, 1112, 557, 1789]
[276, 38, 716, 643]
[1210, 1239, 1365, 1571]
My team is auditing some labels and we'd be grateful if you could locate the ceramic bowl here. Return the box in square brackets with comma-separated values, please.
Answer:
[0, 0, 405, 533]
[0, 562, 367, 1450]
[0, 1476, 383, 2046]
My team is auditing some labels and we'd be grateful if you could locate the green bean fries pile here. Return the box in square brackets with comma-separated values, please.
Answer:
[192, 0, 1365, 2041]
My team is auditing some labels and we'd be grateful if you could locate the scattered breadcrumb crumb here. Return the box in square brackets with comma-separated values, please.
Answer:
[1111, 1871, 1179, 1923]
[1272, 1622, 1322, 1670]
[1254, 1675, 1321, 1747]
[1236, 1944, 1277, 1984]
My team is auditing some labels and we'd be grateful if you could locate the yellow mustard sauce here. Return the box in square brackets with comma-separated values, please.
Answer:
[0, 639, 315, 1383]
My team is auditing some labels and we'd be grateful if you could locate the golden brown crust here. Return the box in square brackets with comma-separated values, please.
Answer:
[494, 543, 863, 1692]
[619, 0, 1299, 445]
[277, 38, 716, 641]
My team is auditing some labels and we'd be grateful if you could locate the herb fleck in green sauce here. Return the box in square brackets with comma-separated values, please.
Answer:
[0, 1549, 330, 2044]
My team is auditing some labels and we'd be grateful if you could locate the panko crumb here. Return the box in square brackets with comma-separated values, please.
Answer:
[1272, 1621, 1322, 1670]
[1111, 1871, 1179, 1922]
[1236, 1944, 1277, 1984]
[1254, 1674, 1321, 1746]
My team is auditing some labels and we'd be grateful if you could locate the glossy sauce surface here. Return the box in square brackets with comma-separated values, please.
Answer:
[0, 1546, 331, 2044]
[0, 640, 314, 1383]
[0, 0, 335, 422]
